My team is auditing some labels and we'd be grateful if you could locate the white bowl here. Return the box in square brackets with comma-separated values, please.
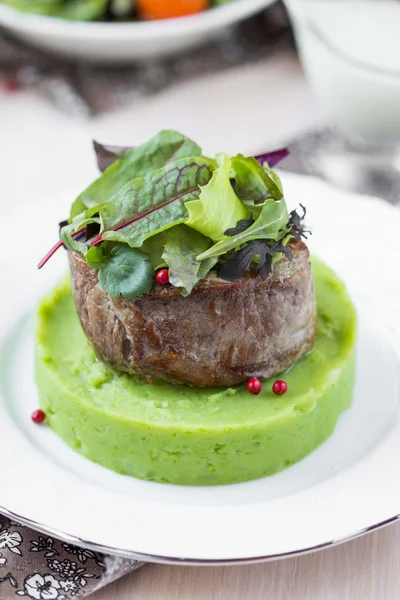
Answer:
[0, 0, 276, 62]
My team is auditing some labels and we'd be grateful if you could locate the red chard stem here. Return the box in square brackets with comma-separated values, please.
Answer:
[38, 226, 87, 269]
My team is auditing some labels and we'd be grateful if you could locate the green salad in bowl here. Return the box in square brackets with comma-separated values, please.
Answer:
[0, 0, 273, 61]
[1, 0, 233, 21]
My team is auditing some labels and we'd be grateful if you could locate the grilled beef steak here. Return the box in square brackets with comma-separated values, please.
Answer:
[69, 239, 316, 386]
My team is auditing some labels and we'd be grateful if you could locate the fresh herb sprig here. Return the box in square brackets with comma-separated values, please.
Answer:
[218, 238, 293, 282]
[218, 205, 310, 282]
[287, 204, 310, 240]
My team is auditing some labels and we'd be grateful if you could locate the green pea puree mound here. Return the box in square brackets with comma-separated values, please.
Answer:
[35, 257, 356, 486]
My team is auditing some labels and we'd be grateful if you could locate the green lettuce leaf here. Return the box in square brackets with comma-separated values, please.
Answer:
[162, 225, 212, 296]
[185, 153, 248, 242]
[264, 164, 284, 196]
[70, 130, 202, 220]
[2, 0, 108, 19]
[100, 157, 215, 248]
[231, 154, 283, 209]
[196, 256, 218, 280]
[1, 0, 60, 15]
[197, 200, 289, 261]
[93, 141, 131, 173]
[140, 232, 169, 270]
[60, 217, 101, 255]
[86, 244, 110, 269]
[97, 245, 154, 300]
[58, 0, 108, 20]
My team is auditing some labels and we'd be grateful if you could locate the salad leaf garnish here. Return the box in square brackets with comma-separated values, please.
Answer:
[39, 130, 306, 301]
[185, 154, 248, 242]
[231, 155, 283, 208]
[93, 141, 131, 172]
[140, 232, 169, 270]
[38, 218, 100, 270]
[196, 256, 218, 281]
[218, 203, 309, 282]
[224, 215, 255, 236]
[86, 244, 108, 270]
[218, 239, 293, 282]
[255, 148, 289, 168]
[288, 204, 310, 240]
[37, 231, 81, 270]
[60, 217, 102, 255]
[264, 164, 284, 197]
[196, 200, 289, 261]
[70, 130, 202, 220]
[96, 244, 154, 300]
[162, 225, 212, 296]
[94, 157, 215, 248]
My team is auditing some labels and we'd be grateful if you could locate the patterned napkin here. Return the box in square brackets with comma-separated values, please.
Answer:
[0, 516, 144, 599]
[0, 3, 292, 116]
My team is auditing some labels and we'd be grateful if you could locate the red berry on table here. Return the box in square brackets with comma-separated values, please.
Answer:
[31, 409, 46, 424]
[156, 269, 169, 286]
[272, 380, 288, 396]
[247, 377, 262, 395]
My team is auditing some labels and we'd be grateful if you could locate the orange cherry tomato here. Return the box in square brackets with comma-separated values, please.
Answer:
[137, 0, 209, 20]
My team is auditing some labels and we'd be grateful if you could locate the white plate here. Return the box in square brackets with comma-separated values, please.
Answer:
[0, 0, 275, 62]
[0, 173, 399, 565]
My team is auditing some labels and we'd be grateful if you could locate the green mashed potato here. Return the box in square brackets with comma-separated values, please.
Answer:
[35, 257, 357, 486]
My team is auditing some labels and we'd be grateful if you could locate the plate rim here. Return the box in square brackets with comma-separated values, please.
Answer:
[0, 502, 397, 565]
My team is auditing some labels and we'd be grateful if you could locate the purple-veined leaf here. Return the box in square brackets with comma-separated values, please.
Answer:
[71, 130, 202, 219]
[95, 157, 215, 248]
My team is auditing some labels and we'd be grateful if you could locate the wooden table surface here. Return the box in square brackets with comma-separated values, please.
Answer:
[93, 521, 400, 599]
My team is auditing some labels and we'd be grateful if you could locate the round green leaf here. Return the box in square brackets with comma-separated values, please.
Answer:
[98, 245, 154, 300]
